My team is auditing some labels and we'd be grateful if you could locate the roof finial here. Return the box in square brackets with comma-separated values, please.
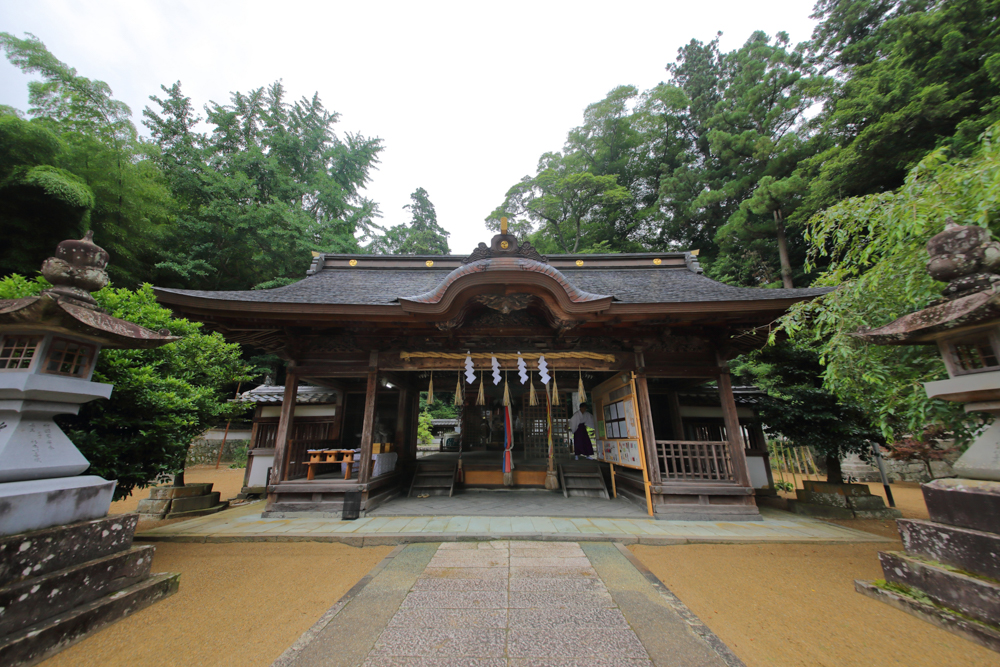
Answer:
[500, 216, 508, 235]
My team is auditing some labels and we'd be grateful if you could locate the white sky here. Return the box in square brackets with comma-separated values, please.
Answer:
[0, 0, 820, 254]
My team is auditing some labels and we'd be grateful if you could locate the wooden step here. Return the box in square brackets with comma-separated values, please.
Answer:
[409, 462, 457, 498]
[559, 463, 610, 499]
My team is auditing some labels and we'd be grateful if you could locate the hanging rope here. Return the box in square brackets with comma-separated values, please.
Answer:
[502, 369, 511, 407]
[400, 351, 616, 363]
[544, 382, 559, 490]
[476, 369, 485, 406]
[577, 368, 587, 403]
[529, 371, 538, 406]
[502, 404, 514, 486]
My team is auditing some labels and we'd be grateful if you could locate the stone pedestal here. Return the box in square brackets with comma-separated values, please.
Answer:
[785, 480, 901, 519]
[0, 514, 179, 666]
[857, 478, 1000, 653]
[0, 476, 116, 536]
[137, 482, 229, 519]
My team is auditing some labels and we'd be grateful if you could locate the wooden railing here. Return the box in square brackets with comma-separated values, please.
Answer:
[656, 440, 735, 482]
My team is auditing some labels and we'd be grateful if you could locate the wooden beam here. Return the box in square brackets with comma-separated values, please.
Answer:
[666, 391, 685, 440]
[294, 364, 370, 378]
[718, 371, 752, 487]
[358, 351, 379, 484]
[644, 366, 724, 378]
[633, 350, 662, 485]
[270, 371, 299, 484]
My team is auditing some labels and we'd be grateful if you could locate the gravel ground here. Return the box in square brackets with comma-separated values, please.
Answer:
[632, 480, 1000, 667]
[109, 465, 249, 515]
[40, 542, 394, 667]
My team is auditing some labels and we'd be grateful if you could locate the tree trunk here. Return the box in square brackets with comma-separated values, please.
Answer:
[774, 209, 794, 289]
[172, 470, 185, 487]
[825, 454, 843, 484]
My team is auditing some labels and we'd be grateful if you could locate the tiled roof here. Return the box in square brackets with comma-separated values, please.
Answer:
[155, 252, 830, 306]
[236, 384, 337, 404]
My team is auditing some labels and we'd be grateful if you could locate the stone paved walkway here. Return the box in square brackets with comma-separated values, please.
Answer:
[273, 541, 742, 667]
[137, 502, 891, 546]
[368, 491, 649, 518]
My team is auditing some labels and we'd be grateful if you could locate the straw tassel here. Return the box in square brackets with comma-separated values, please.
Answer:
[578, 369, 586, 403]
[454, 371, 463, 406]
[551, 372, 559, 405]
[502, 371, 511, 407]
[477, 370, 485, 405]
[427, 370, 434, 406]
[529, 372, 538, 406]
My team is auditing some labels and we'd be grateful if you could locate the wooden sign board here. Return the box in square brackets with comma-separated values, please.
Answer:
[591, 374, 644, 471]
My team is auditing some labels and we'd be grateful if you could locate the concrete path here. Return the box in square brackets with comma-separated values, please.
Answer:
[137, 502, 892, 546]
[272, 541, 743, 667]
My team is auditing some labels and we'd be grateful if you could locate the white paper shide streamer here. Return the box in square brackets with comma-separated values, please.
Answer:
[517, 353, 528, 384]
[537, 354, 550, 384]
[491, 356, 501, 385]
[464, 353, 476, 384]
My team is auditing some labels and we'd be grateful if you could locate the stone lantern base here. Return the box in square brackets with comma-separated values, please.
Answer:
[0, 514, 179, 666]
[856, 478, 1000, 653]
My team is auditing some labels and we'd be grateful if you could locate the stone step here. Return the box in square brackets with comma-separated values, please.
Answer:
[899, 518, 1000, 581]
[922, 478, 1000, 534]
[879, 551, 1000, 626]
[856, 579, 1000, 653]
[0, 571, 179, 667]
[0, 545, 155, 636]
[146, 483, 214, 500]
[0, 515, 137, 588]
[164, 501, 229, 520]
[169, 491, 221, 513]
[785, 499, 855, 520]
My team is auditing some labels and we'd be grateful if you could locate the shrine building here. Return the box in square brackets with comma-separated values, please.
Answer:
[154, 227, 828, 521]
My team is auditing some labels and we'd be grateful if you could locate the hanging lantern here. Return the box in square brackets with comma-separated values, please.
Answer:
[427, 370, 434, 406]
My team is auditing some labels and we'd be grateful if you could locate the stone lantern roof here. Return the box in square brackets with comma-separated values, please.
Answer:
[0, 232, 177, 348]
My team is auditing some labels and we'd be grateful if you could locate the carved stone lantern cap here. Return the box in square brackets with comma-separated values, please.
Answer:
[926, 219, 1000, 300]
[40, 230, 110, 310]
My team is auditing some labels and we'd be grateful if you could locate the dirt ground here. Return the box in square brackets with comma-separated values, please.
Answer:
[632, 479, 1000, 667]
[41, 542, 394, 667]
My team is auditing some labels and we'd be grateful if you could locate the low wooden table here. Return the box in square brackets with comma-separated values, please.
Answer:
[306, 449, 357, 480]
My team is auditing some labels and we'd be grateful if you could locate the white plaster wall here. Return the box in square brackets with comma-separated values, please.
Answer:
[260, 404, 337, 418]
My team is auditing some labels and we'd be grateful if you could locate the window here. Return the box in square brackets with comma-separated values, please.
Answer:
[0, 336, 42, 370]
[603, 400, 628, 439]
[951, 336, 1000, 374]
[43, 338, 95, 377]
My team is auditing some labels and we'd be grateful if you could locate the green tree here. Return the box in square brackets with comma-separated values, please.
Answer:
[732, 343, 883, 482]
[0, 276, 254, 500]
[488, 151, 630, 254]
[144, 81, 384, 290]
[781, 121, 1000, 445]
[798, 0, 1000, 225]
[371, 187, 450, 254]
[0, 32, 173, 286]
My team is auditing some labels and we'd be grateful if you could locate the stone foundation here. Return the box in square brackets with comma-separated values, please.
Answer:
[786, 480, 901, 520]
[136, 482, 229, 519]
[0, 514, 179, 666]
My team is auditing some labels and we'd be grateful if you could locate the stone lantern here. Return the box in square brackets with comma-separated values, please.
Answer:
[0, 233, 179, 665]
[854, 221, 1000, 652]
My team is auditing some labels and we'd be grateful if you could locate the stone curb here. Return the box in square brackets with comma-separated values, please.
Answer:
[269, 544, 407, 667]
[135, 531, 894, 546]
[613, 542, 746, 667]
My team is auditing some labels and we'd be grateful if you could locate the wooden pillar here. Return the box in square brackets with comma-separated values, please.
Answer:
[718, 371, 752, 487]
[359, 351, 379, 484]
[666, 391, 685, 440]
[271, 372, 298, 484]
[409, 389, 420, 460]
[633, 350, 662, 484]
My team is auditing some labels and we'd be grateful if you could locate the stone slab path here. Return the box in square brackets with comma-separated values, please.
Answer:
[367, 492, 649, 518]
[137, 502, 891, 546]
[273, 541, 742, 667]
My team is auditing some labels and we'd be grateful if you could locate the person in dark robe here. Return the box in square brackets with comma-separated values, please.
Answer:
[568, 403, 596, 459]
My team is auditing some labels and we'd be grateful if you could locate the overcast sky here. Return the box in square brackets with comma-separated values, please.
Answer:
[1, 0, 820, 254]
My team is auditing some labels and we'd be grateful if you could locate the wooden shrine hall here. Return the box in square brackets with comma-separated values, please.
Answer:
[154, 225, 828, 520]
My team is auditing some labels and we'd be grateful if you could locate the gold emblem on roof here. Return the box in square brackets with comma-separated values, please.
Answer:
[349, 259, 358, 266]
[653, 258, 662, 265]
[576, 259, 584, 266]
[500, 241, 509, 249]
[425, 260, 434, 267]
